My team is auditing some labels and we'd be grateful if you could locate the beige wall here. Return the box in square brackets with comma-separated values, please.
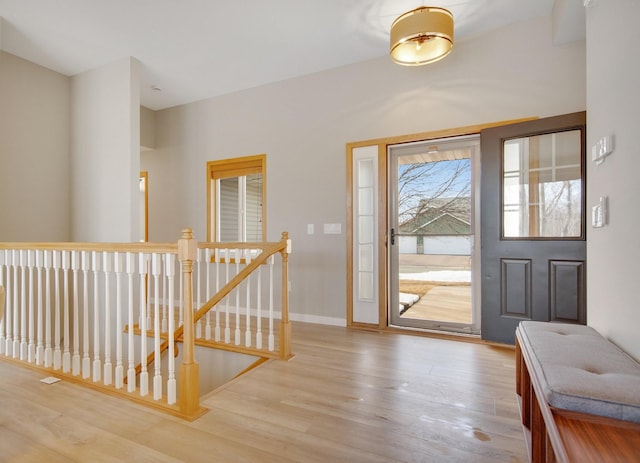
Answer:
[70, 57, 141, 242]
[140, 106, 157, 151]
[586, 0, 640, 360]
[145, 15, 586, 324]
[0, 51, 71, 241]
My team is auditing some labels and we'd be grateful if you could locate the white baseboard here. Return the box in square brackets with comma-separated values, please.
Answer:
[289, 312, 346, 327]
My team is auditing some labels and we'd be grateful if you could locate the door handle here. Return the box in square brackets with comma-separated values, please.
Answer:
[390, 228, 396, 245]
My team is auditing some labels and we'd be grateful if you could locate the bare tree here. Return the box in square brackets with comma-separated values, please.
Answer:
[539, 179, 580, 237]
[398, 159, 471, 231]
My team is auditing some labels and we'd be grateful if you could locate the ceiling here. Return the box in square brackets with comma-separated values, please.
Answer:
[0, 0, 564, 110]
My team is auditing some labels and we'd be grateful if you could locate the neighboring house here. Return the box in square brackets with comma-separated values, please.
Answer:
[400, 197, 471, 235]
[0, 3, 638, 361]
[399, 198, 471, 256]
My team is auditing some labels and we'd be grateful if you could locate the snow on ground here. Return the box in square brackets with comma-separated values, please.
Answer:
[399, 270, 471, 283]
[399, 293, 420, 313]
[399, 293, 420, 305]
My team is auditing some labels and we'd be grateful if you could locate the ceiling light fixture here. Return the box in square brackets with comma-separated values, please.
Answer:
[390, 6, 454, 66]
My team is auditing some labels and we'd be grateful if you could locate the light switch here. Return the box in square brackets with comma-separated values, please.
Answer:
[592, 135, 614, 165]
[307, 224, 314, 235]
[591, 196, 608, 228]
[323, 223, 342, 234]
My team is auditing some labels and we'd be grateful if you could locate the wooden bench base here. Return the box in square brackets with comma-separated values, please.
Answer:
[516, 333, 640, 463]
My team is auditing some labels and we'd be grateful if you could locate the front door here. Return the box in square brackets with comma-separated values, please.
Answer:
[480, 112, 587, 344]
[389, 135, 480, 334]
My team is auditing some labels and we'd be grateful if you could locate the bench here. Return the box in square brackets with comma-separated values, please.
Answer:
[515, 321, 640, 462]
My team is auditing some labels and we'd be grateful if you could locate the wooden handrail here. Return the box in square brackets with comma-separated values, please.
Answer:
[0, 242, 177, 254]
[134, 233, 290, 374]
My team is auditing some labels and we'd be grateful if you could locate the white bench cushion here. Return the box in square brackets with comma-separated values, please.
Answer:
[517, 321, 640, 423]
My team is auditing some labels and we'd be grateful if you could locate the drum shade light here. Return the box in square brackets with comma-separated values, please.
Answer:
[390, 6, 454, 66]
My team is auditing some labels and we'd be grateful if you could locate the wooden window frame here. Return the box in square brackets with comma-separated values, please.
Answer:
[206, 154, 267, 242]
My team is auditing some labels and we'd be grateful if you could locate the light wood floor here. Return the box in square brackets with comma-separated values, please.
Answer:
[0, 323, 526, 462]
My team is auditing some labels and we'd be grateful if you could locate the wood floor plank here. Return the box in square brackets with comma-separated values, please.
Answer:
[307, 412, 515, 463]
[0, 322, 527, 462]
[0, 426, 72, 463]
[0, 385, 182, 463]
[135, 420, 299, 463]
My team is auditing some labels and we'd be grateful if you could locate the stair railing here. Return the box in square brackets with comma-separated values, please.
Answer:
[0, 229, 291, 420]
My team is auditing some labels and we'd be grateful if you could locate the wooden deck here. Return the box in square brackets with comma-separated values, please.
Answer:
[401, 284, 472, 324]
[0, 322, 526, 462]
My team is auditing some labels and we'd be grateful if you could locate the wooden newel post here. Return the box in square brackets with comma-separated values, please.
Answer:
[279, 232, 292, 359]
[178, 228, 200, 416]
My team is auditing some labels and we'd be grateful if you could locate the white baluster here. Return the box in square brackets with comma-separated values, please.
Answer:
[224, 249, 230, 344]
[256, 265, 263, 349]
[44, 251, 53, 367]
[234, 248, 241, 346]
[0, 251, 5, 355]
[245, 250, 252, 348]
[161, 254, 168, 333]
[71, 251, 80, 375]
[52, 250, 62, 370]
[3, 251, 10, 352]
[214, 248, 220, 342]
[205, 248, 212, 340]
[14, 250, 21, 358]
[4, 251, 13, 356]
[126, 253, 136, 393]
[27, 250, 36, 362]
[139, 253, 149, 396]
[152, 253, 162, 400]
[91, 251, 101, 381]
[35, 250, 44, 365]
[195, 248, 202, 339]
[103, 252, 112, 386]
[19, 250, 28, 360]
[166, 253, 176, 405]
[61, 250, 71, 372]
[145, 256, 151, 330]
[114, 253, 124, 389]
[81, 251, 91, 378]
[269, 255, 275, 351]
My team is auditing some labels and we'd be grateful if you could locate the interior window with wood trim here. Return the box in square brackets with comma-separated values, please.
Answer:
[207, 154, 266, 242]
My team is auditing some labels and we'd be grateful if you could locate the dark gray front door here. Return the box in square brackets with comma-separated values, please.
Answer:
[480, 112, 587, 344]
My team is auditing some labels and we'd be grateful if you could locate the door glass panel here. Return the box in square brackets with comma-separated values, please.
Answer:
[389, 135, 479, 334]
[502, 130, 582, 238]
